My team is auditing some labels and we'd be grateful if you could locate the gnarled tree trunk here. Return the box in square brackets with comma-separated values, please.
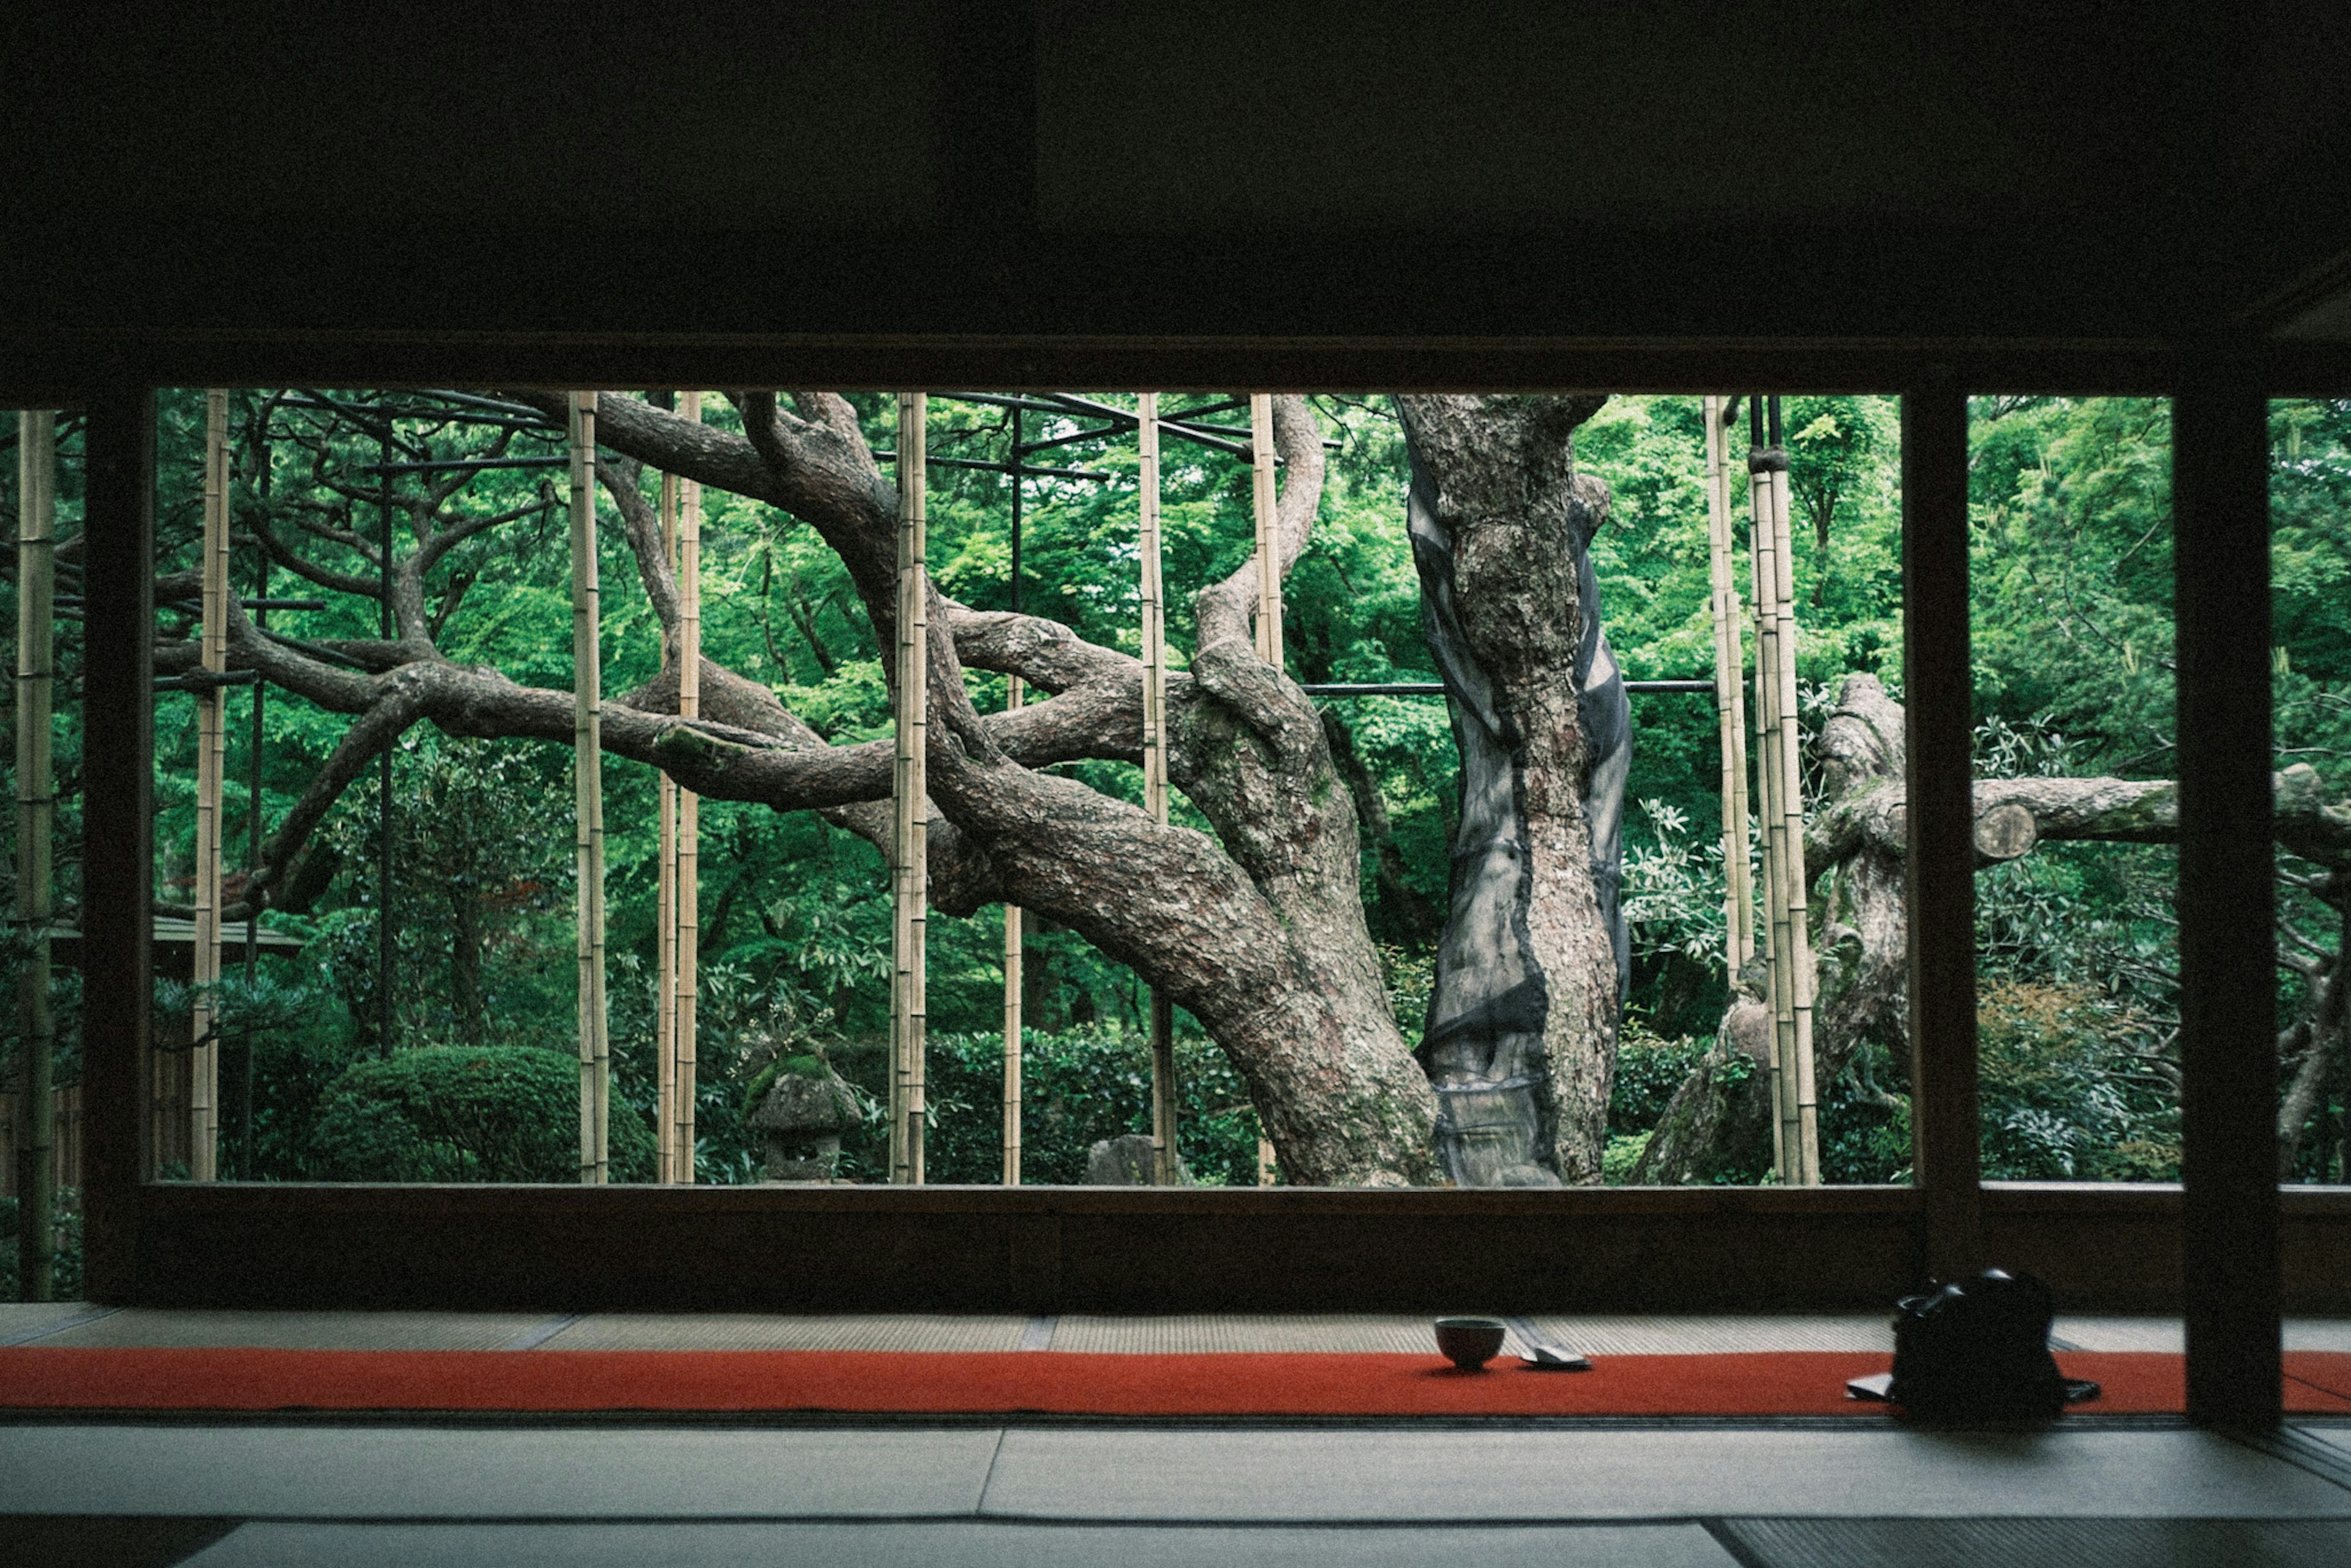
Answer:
[1396, 395, 1627, 1184]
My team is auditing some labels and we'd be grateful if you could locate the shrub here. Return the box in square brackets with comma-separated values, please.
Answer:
[312, 1045, 654, 1183]
[834, 1026, 1267, 1186]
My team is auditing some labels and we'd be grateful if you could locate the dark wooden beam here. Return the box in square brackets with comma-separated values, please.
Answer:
[1902, 384, 1982, 1283]
[76, 382, 156, 1300]
[2173, 372, 2283, 1428]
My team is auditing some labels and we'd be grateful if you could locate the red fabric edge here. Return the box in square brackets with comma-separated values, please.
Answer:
[4, 1348, 2348, 1416]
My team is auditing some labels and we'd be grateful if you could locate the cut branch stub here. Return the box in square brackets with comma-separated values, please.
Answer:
[1973, 801, 2038, 863]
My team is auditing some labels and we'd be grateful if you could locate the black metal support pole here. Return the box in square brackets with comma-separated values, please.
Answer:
[2173, 370, 2282, 1430]
[1902, 384, 1983, 1283]
[79, 382, 156, 1299]
[378, 429, 394, 1057]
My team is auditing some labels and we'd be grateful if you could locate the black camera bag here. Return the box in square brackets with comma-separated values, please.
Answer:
[1889, 1268, 2086, 1418]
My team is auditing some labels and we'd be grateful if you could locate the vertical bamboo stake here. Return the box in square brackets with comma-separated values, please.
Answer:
[1703, 397, 1755, 973]
[1765, 400, 1821, 1184]
[676, 391, 702, 1182]
[570, 392, 609, 1184]
[188, 390, 230, 1182]
[1747, 406, 1794, 1184]
[656, 465, 678, 1184]
[1138, 395, 1180, 1186]
[1250, 394, 1283, 664]
[891, 392, 929, 1185]
[1002, 409, 1024, 1187]
[1001, 760, 1022, 1185]
[16, 410, 57, 1294]
[1249, 391, 1281, 1184]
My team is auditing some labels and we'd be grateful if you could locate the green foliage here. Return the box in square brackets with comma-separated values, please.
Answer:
[827, 1027, 1267, 1187]
[1976, 979, 2178, 1182]
[0, 1190, 83, 1301]
[1607, 1018, 1711, 1136]
[312, 1045, 654, 1184]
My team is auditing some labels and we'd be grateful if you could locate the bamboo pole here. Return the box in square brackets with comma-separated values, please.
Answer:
[189, 390, 230, 1182]
[676, 391, 702, 1183]
[1249, 394, 1283, 664]
[891, 392, 929, 1185]
[1138, 394, 1180, 1186]
[656, 463, 678, 1184]
[570, 392, 609, 1184]
[1249, 392, 1280, 1185]
[1747, 404, 1794, 1184]
[15, 410, 57, 1294]
[1002, 408, 1024, 1187]
[1703, 397, 1755, 974]
[1764, 400, 1822, 1184]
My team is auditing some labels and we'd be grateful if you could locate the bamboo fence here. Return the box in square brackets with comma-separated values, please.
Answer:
[1138, 394, 1181, 1185]
[570, 392, 610, 1183]
[15, 409, 57, 1293]
[189, 390, 230, 1182]
[656, 394, 704, 1184]
[1249, 393, 1281, 1186]
[891, 392, 929, 1184]
[1704, 397, 1755, 975]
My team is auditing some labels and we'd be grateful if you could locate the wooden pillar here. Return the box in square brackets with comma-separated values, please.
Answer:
[1703, 397, 1755, 973]
[891, 392, 929, 1185]
[2173, 375, 2281, 1428]
[188, 390, 230, 1182]
[1902, 386, 1982, 1280]
[15, 410, 58, 1295]
[80, 383, 156, 1299]
[1249, 391, 1280, 1184]
[569, 392, 609, 1184]
[675, 392, 702, 1182]
[1139, 394, 1179, 1186]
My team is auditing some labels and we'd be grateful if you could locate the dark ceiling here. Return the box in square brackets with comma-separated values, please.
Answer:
[2, 1, 2347, 354]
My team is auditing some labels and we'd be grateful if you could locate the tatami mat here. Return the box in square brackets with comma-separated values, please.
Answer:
[2053, 1318, 2351, 1352]
[541, 1313, 1030, 1352]
[0, 1301, 113, 1346]
[1047, 1314, 1435, 1354]
[33, 1308, 553, 1351]
[1719, 1517, 2351, 1568]
[0, 1425, 1002, 1518]
[182, 1520, 1742, 1567]
[1525, 1314, 1894, 1354]
[982, 1427, 2351, 1521]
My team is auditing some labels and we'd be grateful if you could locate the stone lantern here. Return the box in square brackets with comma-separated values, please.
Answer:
[750, 1057, 864, 1182]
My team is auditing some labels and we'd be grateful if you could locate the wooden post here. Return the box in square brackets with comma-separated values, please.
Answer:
[676, 391, 702, 1183]
[2173, 375, 2281, 1428]
[1002, 407, 1024, 1187]
[569, 392, 609, 1184]
[1139, 394, 1180, 1186]
[79, 383, 156, 1299]
[1703, 397, 1755, 973]
[1764, 400, 1821, 1184]
[1249, 391, 1280, 1184]
[1747, 404, 1793, 1184]
[1902, 386, 1982, 1280]
[15, 409, 58, 1294]
[891, 392, 929, 1185]
[189, 389, 230, 1182]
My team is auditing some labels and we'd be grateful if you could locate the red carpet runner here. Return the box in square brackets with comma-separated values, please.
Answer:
[3, 1348, 2348, 1416]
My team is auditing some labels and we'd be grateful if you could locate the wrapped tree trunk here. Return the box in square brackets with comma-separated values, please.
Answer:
[1397, 394, 1627, 1185]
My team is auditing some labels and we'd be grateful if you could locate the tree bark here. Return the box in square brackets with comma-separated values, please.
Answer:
[1395, 394, 1624, 1184]
[204, 390, 1441, 1186]
[1637, 672, 2351, 1185]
